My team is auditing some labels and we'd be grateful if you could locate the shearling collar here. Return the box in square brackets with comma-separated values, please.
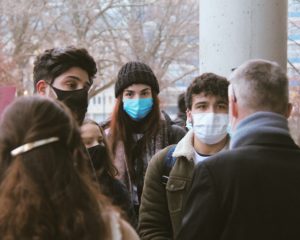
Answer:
[172, 130, 195, 161]
[172, 129, 230, 162]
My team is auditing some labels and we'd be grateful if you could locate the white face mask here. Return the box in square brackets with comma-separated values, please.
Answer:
[192, 112, 229, 144]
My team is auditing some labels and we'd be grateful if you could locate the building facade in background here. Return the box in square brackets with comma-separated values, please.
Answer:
[288, 0, 300, 86]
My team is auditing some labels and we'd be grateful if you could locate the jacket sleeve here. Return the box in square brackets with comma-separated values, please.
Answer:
[138, 147, 173, 240]
[175, 161, 221, 240]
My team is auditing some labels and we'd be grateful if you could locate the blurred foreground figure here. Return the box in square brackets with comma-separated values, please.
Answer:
[0, 96, 139, 240]
[177, 59, 300, 240]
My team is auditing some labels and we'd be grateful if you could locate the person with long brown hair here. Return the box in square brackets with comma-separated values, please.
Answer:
[81, 119, 136, 226]
[108, 61, 186, 217]
[0, 96, 139, 240]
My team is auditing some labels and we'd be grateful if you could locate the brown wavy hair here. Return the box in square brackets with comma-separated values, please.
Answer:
[0, 96, 111, 240]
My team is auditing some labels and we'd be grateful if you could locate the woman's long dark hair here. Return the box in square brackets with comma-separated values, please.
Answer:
[109, 91, 161, 180]
[0, 96, 111, 240]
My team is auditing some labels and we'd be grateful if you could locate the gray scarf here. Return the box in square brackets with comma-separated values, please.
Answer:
[230, 111, 290, 149]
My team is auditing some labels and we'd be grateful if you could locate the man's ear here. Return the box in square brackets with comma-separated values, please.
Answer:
[229, 95, 238, 119]
[36, 80, 48, 95]
[186, 109, 192, 122]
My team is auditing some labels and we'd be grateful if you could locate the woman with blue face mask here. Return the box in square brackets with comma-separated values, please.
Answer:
[108, 61, 186, 218]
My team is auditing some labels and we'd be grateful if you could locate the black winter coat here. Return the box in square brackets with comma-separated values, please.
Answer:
[177, 117, 300, 240]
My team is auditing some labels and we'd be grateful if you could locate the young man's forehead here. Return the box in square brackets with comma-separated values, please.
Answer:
[192, 93, 228, 104]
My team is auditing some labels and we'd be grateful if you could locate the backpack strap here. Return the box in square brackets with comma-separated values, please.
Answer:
[161, 145, 177, 185]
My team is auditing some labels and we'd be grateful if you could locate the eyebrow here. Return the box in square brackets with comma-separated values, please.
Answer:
[141, 88, 151, 92]
[124, 89, 134, 93]
[194, 101, 208, 105]
[64, 76, 81, 81]
[125, 87, 151, 92]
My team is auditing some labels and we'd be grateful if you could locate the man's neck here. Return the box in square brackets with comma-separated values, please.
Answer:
[193, 135, 228, 156]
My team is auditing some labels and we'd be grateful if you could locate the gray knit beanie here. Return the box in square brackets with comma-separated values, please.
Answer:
[115, 61, 160, 97]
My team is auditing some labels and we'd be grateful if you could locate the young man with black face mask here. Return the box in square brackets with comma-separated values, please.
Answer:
[33, 47, 137, 227]
[138, 73, 230, 239]
[34, 46, 97, 125]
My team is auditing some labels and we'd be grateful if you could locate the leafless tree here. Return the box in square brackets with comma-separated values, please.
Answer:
[0, 0, 199, 98]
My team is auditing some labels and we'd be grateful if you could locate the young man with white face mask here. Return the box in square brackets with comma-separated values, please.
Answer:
[176, 60, 300, 240]
[138, 73, 229, 239]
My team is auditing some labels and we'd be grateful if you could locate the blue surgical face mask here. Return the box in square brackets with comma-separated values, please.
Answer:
[123, 98, 153, 121]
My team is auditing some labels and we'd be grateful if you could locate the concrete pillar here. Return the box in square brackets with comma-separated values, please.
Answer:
[199, 0, 288, 76]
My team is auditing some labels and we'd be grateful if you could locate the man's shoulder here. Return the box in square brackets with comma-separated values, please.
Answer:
[197, 143, 300, 174]
[148, 145, 176, 170]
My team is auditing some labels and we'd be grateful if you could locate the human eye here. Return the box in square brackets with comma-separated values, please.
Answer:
[65, 80, 78, 90]
[197, 104, 207, 110]
[141, 90, 151, 97]
[217, 103, 228, 111]
[124, 91, 134, 98]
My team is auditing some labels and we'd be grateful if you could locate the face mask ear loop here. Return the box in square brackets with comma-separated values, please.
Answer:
[45, 81, 58, 98]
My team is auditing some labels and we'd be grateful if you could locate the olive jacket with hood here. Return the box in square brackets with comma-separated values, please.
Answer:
[138, 130, 229, 239]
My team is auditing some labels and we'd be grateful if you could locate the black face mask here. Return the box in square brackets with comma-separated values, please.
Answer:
[51, 86, 88, 125]
[87, 144, 107, 170]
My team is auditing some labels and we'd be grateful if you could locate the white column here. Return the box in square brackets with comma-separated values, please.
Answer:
[199, 0, 288, 76]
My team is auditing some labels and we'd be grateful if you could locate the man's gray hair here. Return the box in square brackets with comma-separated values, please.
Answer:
[229, 59, 289, 114]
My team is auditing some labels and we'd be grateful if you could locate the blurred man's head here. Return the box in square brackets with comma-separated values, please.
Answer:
[33, 46, 97, 125]
[228, 59, 292, 130]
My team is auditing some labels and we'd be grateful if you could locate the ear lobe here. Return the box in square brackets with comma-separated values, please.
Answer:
[186, 109, 192, 122]
[230, 96, 238, 119]
[36, 80, 47, 95]
[286, 103, 293, 118]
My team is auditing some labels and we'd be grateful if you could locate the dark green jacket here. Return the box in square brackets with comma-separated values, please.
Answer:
[138, 130, 229, 239]
[138, 131, 195, 239]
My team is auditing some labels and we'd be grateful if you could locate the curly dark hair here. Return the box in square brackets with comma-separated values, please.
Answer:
[33, 46, 97, 91]
[185, 73, 229, 109]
